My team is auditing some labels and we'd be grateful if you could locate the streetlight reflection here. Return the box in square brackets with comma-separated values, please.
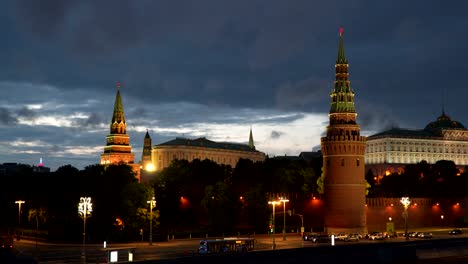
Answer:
[268, 200, 280, 249]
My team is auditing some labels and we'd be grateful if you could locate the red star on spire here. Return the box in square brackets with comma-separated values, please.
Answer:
[117, 81, 121, 90]
[339, 27, 343, 36]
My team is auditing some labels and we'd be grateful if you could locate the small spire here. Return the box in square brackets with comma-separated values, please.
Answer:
[336, 26, 348, 64]
[117, 81, 121, 90]
[248, 126, 255, 150]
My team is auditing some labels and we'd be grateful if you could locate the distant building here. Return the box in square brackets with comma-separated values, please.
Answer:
[141, 128, 266, 173]
[100, 82, 141, 181]
[365, 111, 468, 180]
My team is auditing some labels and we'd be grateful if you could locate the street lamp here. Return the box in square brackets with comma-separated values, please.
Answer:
[78, 197, 92, 262]
[268, 200, 280, 249]
[14, 200, 25, 225]
[400, 197, 410, 241]
[147, 197, 156, 245]
[279, 197, 289, 241]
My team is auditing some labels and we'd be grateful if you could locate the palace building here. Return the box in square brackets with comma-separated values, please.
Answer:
[320, 28, 368, 234]
[141, 128, 266, 173]
[365, 111, 468, 180]
[100, 82, 141, 181]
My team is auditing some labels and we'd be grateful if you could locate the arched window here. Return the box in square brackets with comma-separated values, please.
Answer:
[356, 159, 360, 166]
[341, 159, 345, 166]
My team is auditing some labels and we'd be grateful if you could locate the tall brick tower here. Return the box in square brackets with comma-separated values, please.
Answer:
[100, 82, 143, 180]
[320, 28, 367, 235]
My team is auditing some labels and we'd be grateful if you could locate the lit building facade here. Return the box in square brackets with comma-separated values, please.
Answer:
[100, 82, 140, 181]
[365, 112, 468, 179]
[320, 28, 368, 234]
[142, 128, 266, 172]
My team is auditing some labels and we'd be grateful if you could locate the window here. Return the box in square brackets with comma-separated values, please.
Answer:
[341, 159, 345, 166]
[356, 159, 360, 166]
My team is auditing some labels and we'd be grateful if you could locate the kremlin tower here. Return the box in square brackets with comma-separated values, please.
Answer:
[141, 130, 153, 171]
[320, 28, 367, 234]
[100, 82, 141, 181]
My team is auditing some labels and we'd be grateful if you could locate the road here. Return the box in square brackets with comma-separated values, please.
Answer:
[10, 228, 468, 263]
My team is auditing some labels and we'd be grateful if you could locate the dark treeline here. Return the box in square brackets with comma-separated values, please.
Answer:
[367, 160, 468, 198]
[0, 158, 466, 242]
[1, 164, 153, 243]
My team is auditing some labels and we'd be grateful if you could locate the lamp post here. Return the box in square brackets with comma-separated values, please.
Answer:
[14, 200, 25, 225]
[279, 197, 289, 241]
[78, 197, 92, 262]
[400, 197, 410, 241]
[268, 200, 280, 249]
[147, 197, 156, 245]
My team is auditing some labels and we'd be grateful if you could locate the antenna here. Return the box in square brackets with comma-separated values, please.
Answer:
[442, 87, 447, 115]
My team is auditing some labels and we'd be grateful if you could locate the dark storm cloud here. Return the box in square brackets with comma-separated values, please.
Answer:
[0, 107, 18, 125]
[3, 0, 468, 169]
[72, 112, 105, 128]
[270, 130, 283, 140]
[16, 107, 36, 120]
[275, 77, 330, 110]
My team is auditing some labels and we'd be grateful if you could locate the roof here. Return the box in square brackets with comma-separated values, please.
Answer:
[155, 137, 260, 152]
[368, 128, 436, 139]
[424, 112, 465, 130]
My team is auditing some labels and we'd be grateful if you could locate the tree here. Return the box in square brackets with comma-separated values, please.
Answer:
[316, 167, 324, 195]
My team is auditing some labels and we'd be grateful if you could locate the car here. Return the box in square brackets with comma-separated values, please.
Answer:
[333, 233, 348, 241]
[449, 229, 463, 235]
[349, 233, 363, 239]
[310, 234, 331, 243]
[0, 236, 13, 250]
[302, 233, 316, 241]
[368, 232, 385, 240]
[344, 233, 360, 242]
[417, 232, 432, 238]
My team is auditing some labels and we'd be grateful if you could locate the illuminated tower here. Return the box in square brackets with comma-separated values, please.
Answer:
[320, 28, 367, 234]
[100, 82, 136, 166]
[141, 130, 153, 171]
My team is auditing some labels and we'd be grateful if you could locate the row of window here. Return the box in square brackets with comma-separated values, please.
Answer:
[367, 146, 468, 154]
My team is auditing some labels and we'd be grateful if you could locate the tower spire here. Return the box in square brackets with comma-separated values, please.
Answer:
[330, 26, 355, 114]
[336, 27, 347, 64]
[111, 81, 126, 134]
[248, 126, 255, 150]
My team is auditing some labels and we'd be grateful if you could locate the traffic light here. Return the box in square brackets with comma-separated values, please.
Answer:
[288, 210, 292, 216]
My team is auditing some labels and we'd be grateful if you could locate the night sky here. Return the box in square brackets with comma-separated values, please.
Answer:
[1, 0, 467, 170]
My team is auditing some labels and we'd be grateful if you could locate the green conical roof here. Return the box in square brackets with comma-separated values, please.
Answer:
[336, 27, 348, 64]
[110, 82, 126, 132]
[329, 27, 355, 114]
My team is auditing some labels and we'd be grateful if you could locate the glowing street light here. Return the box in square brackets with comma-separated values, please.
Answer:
[15, 200, 25, 225]
[78, 197, 93, 262]
[279, 197, 289, 241]
[268, 200, 280, 249]
[400, 197, 411, 241]
[147, 197, 156, 245]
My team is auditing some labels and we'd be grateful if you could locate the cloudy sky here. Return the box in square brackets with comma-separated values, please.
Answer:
[1, 0, 467, 171]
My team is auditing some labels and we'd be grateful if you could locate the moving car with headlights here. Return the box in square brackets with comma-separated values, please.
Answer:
[417, 232, 432, 238]
[448, 229, 462, 235]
